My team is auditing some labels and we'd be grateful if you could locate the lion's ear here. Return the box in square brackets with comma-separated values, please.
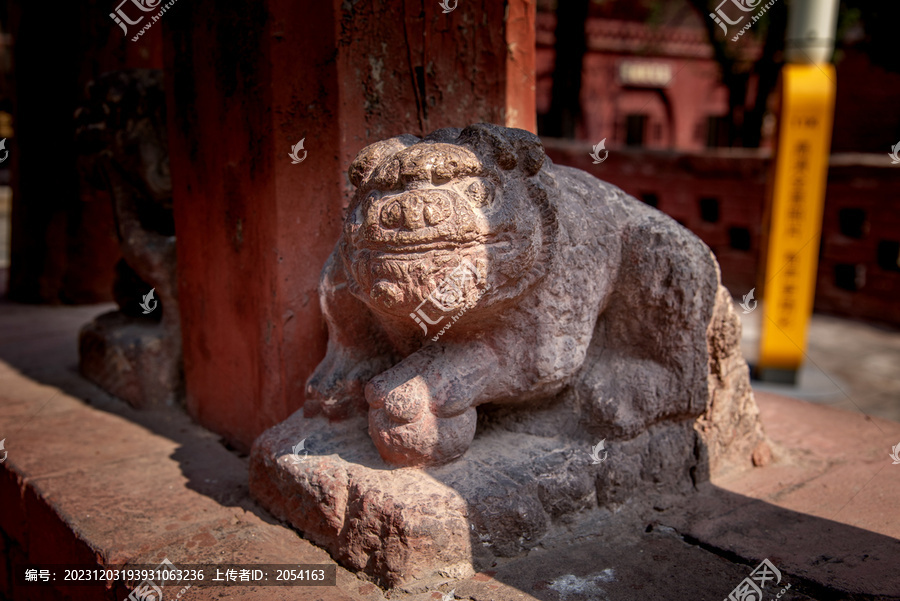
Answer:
[422, 127, 462, 143]
[504, 127, 545, 176]
[348, 134, 420, 188]
[458, 123, 545, 175]
[458, 123, 517, 170]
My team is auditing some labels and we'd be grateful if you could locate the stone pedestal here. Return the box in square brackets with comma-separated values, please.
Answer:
[251, 410, 712, 588]
[79, 311, 181, 408]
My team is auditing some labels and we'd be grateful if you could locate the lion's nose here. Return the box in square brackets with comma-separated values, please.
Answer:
[380, 192, 451, 230]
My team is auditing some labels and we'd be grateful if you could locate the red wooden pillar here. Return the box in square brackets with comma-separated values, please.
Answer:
[163, 0, 536, 450]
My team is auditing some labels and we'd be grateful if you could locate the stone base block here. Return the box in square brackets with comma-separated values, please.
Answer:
[78, 311, 181, 408]
[249, 407, 704, 588]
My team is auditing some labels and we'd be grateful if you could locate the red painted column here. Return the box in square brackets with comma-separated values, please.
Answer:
[163, 0, 536, 450]
[506, 0, 538, 133]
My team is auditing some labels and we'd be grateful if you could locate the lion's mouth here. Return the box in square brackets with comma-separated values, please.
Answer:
[354, 236, 516, 260]
[359, 238, 479, 256]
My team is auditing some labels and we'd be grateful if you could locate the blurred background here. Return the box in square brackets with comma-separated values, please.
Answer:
[533, 0, 900, 326]
[530, 0, 900, 420]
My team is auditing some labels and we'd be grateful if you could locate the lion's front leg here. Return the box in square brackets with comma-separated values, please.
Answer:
[365, 341, 500, 466]
[304, 252, 394, 420]
[364, 303, 596, 466]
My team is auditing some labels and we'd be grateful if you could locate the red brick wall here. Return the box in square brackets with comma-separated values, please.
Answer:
[817, 156, 900, 321]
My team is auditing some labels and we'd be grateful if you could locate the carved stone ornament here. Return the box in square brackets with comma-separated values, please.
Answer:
[250, 124, 766, 586]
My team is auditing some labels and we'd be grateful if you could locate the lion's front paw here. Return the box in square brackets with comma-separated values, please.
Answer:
[305, 354, 387, 420]
[368, 405, 477, 466]
[365, 372, 431, 423]
[362, 348, 489, 464]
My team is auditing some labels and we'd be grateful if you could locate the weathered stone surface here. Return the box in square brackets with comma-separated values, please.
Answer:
[251, 400, 732, 587]
[78, 311, 181, 407]
[251, 124, 766, 586]
[697, 285, 768, 478]
[250, 415, 474, 588]
[74, 70, 181, 408]
[303, 123, 758, 467]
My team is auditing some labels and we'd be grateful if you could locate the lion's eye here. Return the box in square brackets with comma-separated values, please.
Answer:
[431, 158, 458, 186]
[351, 191, 378, 225]
[466, 179, 494, 208]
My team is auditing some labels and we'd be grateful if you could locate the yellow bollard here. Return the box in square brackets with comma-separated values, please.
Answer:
[757, 63, 836, 383]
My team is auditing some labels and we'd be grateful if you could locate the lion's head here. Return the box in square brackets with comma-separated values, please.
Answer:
[76, 69, 171, 211]
[340, 124, 558, 325]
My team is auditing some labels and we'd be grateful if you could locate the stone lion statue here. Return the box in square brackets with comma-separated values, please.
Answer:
[304, 123, 747, 467]
[75, 70, 181, 408]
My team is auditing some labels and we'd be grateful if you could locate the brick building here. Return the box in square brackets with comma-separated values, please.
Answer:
[536, 4, 771, 152]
